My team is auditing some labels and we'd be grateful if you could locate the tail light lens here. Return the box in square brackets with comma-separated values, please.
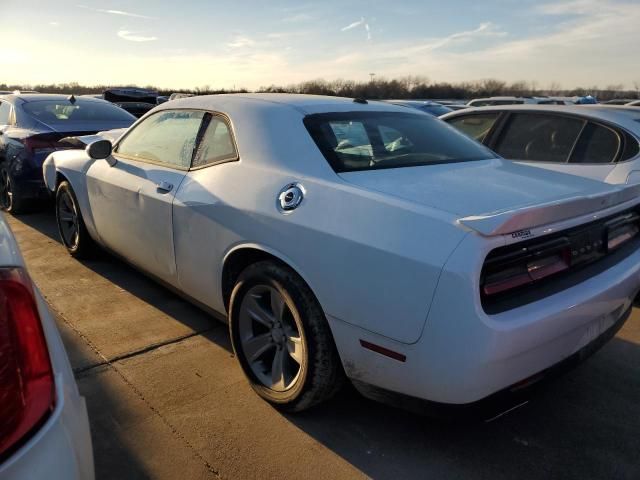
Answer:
[482, 242, 571, 296]
[22, 137, 58, 156]
[0, 268, 55, 459]
[481, 209, 640, 303]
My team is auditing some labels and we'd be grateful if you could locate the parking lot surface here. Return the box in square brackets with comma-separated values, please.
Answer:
[7, 211, 640, 480]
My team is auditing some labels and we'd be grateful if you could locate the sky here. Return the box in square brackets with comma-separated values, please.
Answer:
[1, 0, 639, 90]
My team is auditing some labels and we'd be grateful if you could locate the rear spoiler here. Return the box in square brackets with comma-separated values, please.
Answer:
[458, 183, 640, 236]
[59, 128, 126, 148]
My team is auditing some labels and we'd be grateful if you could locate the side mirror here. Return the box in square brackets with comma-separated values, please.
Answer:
[86, 139, 113, 160]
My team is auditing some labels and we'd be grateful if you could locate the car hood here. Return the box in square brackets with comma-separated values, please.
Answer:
[338, 158, 635, 233]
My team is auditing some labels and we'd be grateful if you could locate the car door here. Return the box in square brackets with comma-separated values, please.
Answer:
[86, 109, 206, 285]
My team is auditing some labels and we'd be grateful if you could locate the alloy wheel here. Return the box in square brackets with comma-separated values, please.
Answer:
[238, 285, 305, 392]
[57, 190, 80, 249]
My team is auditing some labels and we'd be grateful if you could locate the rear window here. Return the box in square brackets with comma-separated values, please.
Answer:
[304, 111, 496, 172]
[23, 99, 135, 124]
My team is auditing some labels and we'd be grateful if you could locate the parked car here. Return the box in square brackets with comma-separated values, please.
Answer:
[168, 92, 194, 101]
[442, 105, 640, 183]
[43, 94, 640, 414]
[382, 100, 453, 116]
[102, 87, 158, 105]
[114, 102, 155, 118]
[0, 214, 94, 479]
[0, 94, 135, 213]
[626, 100, 640, 107]
[467, 96, 569, 107]
[603, 99, 636, 105]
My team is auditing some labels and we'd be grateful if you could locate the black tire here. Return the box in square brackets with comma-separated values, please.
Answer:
[55, 181, 96, 258]
[229, 260, 344, 412]
[0, 168, 29, 214]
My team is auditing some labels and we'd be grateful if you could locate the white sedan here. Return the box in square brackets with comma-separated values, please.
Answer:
[43, 94, 640, 413]
[0, 215, 94, 479]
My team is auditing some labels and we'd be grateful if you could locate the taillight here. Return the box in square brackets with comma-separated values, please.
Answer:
[0, 268, 55, 459]
[22, 137, 58, 156]
[481, 209, 640, 302]
[482, 237, 572, 297]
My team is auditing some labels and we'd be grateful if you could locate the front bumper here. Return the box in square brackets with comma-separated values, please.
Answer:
[328, 232, 640, 407]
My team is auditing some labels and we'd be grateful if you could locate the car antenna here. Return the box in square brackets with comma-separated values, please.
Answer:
[353, 98, 368, 104]
[68, 94, 76, 104]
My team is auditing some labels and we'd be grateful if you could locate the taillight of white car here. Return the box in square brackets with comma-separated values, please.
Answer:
[0, 267, 55, 459]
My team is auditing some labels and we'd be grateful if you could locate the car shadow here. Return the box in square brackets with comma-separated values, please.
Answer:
[12, 209, 640, 480]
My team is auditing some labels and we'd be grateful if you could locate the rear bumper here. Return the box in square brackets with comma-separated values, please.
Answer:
[350, 305, 631, 419]
[329, 231, 640, 407]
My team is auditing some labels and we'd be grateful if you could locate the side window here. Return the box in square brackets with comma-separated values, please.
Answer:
[569, 123, 620, 164]
[116, 110, 204, 168]
[192, 115, 237, 168]
[446, 113, 500, 142]
[494, 113, 583, 163]
[0, 102, 11, 125]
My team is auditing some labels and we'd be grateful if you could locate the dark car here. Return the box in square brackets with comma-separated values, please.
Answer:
[0, 94, 135, 213]
[114, 102, 156, 118]
[382, 100, 453, 116]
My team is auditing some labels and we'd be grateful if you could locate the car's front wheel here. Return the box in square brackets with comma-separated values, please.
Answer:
[229, 261, 344, 411]
[55, 181, 96, 258]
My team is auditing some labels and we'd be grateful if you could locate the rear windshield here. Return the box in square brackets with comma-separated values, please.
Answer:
[23, 99, 135, 124]
[304, 111, 496, 172]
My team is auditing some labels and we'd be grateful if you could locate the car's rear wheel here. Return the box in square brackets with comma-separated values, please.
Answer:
[55, 181, 95, 258]
[229, 261, 344, 411]
[0, 168, 28, 214]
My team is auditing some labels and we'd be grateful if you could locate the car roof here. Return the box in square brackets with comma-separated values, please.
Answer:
[158, 93, 417, 116]
[442, 104, 640, 134]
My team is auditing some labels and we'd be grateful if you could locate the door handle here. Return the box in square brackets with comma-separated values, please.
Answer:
[155, 180, 173, 193]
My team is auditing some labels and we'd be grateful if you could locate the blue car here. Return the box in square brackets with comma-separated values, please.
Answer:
[382, 100, 453, 116]
[0, 94, 135, 213]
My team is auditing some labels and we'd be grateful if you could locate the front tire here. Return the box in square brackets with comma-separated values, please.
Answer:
[229, 261, 344, 411]
[55, 181, 96, 258]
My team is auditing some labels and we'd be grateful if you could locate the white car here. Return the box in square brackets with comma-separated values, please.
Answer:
[0, 215, 94, 479]
[43, 94, 640, 413]
[466, 96, 570, 107]
[442, 105, 640, 183]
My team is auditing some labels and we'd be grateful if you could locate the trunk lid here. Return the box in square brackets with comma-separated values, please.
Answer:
[338, 158, 640, 235]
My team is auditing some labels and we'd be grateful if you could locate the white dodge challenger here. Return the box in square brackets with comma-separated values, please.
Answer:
[43, 94, 640, 413]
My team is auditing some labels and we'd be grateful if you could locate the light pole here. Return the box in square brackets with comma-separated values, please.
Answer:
[369, 73, 376, 82]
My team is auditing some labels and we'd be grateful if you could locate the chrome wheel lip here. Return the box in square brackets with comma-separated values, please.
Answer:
[238, 284, 305, 392]
[57, 189, 80, 249]
[0, 170, 12, 210]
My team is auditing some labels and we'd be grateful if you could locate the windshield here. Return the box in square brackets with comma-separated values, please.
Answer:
[23, 99, 135, 124]
[304, 111, 496, 172]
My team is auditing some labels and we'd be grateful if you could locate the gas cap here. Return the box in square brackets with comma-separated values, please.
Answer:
[278, 183, 305, 212]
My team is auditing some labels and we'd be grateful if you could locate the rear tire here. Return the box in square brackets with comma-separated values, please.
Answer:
[0, 168, 29, 214]
[55, 181, 96, 258]
[229, 260, 344, 412]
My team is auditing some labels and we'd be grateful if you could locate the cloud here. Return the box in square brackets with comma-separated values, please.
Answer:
[341, 18, 365, 31]
[77, 4, 153, 19]
[227, 35, 255, 48]
[341, 17, 372, 40]
[117, 30, 157, 42]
